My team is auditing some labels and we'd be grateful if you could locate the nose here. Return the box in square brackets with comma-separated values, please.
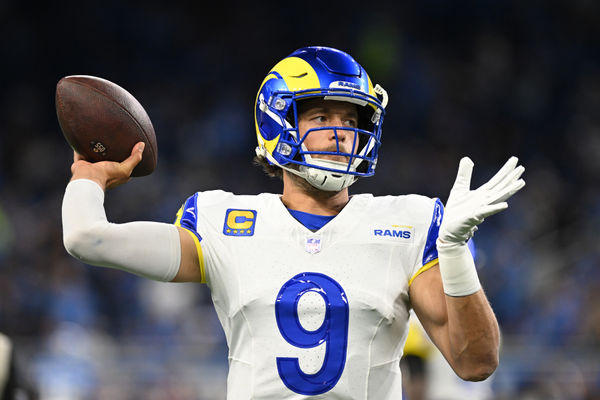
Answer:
[328, 118, 351, 143]
[329, 129, 345, 143]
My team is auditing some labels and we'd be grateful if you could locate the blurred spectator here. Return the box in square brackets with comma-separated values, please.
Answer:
[0, 332, 38, 399]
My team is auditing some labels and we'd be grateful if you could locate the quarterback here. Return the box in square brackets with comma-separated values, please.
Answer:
[62, 47, 525, 399]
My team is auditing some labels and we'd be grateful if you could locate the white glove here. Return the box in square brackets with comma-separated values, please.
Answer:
[437, 156, 525, 296]
[439, 156, 525, 245]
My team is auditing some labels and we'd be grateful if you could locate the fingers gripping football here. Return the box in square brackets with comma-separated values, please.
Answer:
[439, 156, 525, 245]
[71, 142, 145, 190]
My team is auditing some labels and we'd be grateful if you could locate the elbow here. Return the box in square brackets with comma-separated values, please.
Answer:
[63, 226, 102, 262]
[458, 364, 497, 382]
[63, 229, 87, 259]
[455, 352, 499, 382]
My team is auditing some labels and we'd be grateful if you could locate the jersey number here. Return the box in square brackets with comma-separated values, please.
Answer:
[275, 272, 349, 395]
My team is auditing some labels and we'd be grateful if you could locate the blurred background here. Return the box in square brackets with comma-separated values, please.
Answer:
[1, 0, 599, 399]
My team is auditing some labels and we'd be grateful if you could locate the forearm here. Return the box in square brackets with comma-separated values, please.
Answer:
[445, 289, 500, 381]
[437, 242, 500, 380]
[411, 265, 500, 382]
[62, 179, 181, 281]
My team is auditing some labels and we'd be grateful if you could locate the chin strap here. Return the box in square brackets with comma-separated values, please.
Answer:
[297, 159, 357, 191]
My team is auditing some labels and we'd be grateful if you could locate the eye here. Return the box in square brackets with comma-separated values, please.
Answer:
[312, 115, 327, 123]
[343, 118, 357, 127]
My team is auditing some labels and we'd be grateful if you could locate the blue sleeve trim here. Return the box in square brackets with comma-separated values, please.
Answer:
[422, 198, 443, 266]
[467, 238, 477, 260]
[178, 193, 203, 242]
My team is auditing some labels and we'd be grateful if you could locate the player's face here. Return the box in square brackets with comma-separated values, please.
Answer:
[297, 99, 359, 162]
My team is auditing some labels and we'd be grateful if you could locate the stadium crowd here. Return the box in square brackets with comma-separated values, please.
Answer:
[1, 1, 599, 398]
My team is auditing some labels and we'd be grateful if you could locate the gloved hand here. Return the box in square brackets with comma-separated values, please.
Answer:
[439, 156, 525, 246]
[436, 156, 525, 296]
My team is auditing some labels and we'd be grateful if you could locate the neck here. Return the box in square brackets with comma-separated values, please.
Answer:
[281, 171, 350, 216]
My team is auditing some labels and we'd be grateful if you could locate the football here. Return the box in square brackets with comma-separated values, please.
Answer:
[55, 75, 158, 177]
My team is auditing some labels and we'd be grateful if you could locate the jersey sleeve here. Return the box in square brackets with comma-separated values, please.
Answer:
[408, 198, 443, 286]
[173, 192, 206, 283]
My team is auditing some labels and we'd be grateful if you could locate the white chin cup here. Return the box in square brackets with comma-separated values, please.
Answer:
[298, 159, 357, 192]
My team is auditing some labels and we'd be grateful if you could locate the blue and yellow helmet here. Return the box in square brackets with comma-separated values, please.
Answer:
[254, 46, 388, 191]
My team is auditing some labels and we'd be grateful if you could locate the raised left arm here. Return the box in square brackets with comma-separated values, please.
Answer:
[409, 156, 525, 381]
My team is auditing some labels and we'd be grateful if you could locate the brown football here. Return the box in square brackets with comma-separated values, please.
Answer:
[55, 75, 157, 177]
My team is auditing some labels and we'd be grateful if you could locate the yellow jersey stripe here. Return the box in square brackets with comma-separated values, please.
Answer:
[408, 258, 439, 287]
[174, 206, 184, 226]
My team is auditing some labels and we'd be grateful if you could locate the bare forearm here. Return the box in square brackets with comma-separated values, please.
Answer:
[410, 265, 499, 381]
[445, 289, 500, 381]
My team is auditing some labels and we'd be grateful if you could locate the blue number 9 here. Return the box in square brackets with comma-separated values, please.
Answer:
[275, 272, 349, 395]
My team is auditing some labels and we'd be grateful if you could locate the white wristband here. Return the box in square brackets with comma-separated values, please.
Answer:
[436, 239, 481, 296]
[62, 179, 181, 282]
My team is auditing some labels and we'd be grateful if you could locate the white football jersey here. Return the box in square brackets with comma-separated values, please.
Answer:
[174, 191, 443, 400]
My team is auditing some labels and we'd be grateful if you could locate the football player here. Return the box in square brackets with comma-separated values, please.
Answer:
[62, 46, 525, 399]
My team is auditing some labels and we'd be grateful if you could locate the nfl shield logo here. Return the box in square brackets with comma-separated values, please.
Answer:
[305, 236, 322, 254]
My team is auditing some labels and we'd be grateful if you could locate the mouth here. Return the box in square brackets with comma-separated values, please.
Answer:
[318, 154, 350, 163]
[309, 145, 352, 163]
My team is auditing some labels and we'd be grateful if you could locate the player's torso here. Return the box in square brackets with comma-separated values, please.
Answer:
[190, 191, 436, 400]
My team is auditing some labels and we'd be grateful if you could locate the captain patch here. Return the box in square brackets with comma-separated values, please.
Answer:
[223, 209, 257, 236]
